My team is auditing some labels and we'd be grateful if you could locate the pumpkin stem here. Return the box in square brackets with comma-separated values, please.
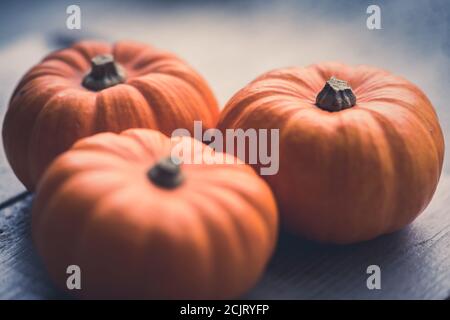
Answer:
[82, 54, 126, 91]
[315, 76, 356, 111]
[147, 157, 184, 189]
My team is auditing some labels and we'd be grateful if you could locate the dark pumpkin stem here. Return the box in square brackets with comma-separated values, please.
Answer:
[147, 157, 184, 189]
[82, 54, 126, 91]
[315, 76, 356, 112]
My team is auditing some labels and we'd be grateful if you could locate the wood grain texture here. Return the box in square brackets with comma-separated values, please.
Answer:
[1, 175, 449, 299]
[0, 195, 63, 299]
[248, 174, 450, 299]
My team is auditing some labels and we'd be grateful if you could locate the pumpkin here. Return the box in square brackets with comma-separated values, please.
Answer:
[2, 40, 219, 191]
[218, 62, 444, 244]
[32, 128, 278, 299]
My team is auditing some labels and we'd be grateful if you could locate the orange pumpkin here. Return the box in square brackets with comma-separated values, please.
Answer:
[2, 40, 218, 191]
[218, 62, 444, 244]
[32, 128, 278, 299]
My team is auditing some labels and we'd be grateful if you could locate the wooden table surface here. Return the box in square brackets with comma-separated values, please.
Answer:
[1, 0, 449, 299]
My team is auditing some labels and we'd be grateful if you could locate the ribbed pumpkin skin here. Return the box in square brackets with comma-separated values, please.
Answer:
[32, 129, 278, 299]
[218, 62, 444, 244]
[2, 40, 219, 191]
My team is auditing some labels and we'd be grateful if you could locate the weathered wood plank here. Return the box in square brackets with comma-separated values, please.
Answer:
[248, 174, 450, 300]
[0, 195, 63, 299]
[1, 174, 449, 299]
